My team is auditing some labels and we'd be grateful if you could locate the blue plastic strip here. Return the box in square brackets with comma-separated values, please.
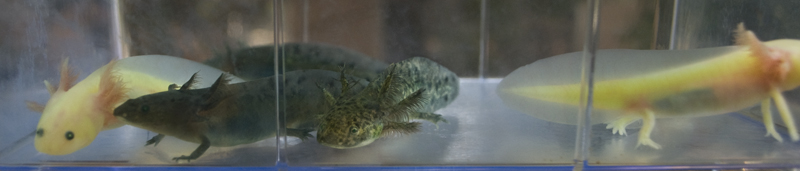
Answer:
[3, 164, 799, 170]
[288, 166, 574, 171]
[585, 163, 800, 170]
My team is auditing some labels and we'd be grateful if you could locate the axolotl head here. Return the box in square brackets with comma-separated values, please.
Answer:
[113, 89, 207, 131]
[764, 39, 800, 90]
[35, 89, 103, 155]
[34, 60, 128, 155]
[114, 73, 229, 132]
[316, 104, 384, 149]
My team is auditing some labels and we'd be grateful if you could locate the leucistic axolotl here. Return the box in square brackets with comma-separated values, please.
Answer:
[315, 57, 459, 149]
[497, 23, 800, 149]
[25, 55, 245, 155]
[113, 70, 369, 162]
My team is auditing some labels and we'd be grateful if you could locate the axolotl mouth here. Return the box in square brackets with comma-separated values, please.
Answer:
[112, 100, 135, 119]
[112, 111, 136, 126]
[315, 121, 383, 149]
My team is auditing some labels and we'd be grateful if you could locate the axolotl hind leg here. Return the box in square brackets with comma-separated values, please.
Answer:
[604, 110, 661, 149]
[173, 135, 211, 163]
[635, 109, 661, 149]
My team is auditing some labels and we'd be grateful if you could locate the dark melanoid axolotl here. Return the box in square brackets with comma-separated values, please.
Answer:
[113, 70, 368, 162]
[316, 57, 460, 149]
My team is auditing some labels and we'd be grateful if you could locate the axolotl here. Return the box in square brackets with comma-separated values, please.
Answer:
[498, 23, 800, 149]
[25, 55, 245, 155]
[316, 57, 459, 149]
[113, 69, 369, 162]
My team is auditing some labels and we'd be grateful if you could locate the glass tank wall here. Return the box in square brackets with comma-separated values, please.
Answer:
[279, 0, 581, 167]
[585, 0, 800, 168]
[0, 0, 281, 166]
[0, 0, 799, 170]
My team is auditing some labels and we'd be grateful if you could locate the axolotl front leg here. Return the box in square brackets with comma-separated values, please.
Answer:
[739, 24, 799, 142]
[762, 89, 799, 142]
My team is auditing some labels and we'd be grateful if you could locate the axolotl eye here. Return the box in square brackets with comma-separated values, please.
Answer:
[140, 105, 150, 113]
[36, 128, 44, 137]
[349, 126, 359, 134]
[65, 131, 74, 140]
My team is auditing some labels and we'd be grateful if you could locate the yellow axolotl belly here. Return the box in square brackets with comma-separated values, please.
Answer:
[498, 24, 800, 149]
[28, 55, 245, 155]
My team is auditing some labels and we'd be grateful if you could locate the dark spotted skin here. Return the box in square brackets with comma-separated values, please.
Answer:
[316, 57, 459, 149]
[114, 70, 368, 162]
[205, 42, 389, 82]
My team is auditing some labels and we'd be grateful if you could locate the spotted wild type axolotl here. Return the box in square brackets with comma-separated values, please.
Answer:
[315, 57, 460, 149]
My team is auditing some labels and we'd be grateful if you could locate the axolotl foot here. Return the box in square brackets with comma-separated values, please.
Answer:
[287, 128, 315, 141]
[605, 115, 639, 136]
[636, 109, 661, 149]
[413, 112, 448, 129]
[172, 136, 210, 163]
[429, 114, 448, 125]
[173, 155, 198, 163]
[145, 134, 166, 146]
[635, 138, 662, 150]
[606, 110, 662, 150]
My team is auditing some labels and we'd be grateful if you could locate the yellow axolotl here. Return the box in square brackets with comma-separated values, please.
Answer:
[498, 24, 800, 149]
[26, 55, 245, 155]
